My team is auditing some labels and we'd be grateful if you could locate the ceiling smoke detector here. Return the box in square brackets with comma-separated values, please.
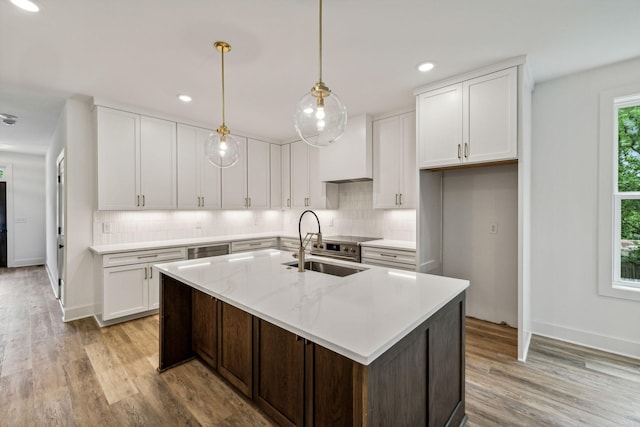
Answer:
[0, 113, 18, 126]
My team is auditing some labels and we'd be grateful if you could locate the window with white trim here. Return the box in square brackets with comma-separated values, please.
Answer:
[613, 94, 640, 289]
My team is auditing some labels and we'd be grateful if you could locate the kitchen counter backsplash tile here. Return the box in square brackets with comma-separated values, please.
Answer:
[93, 182, 416, 245]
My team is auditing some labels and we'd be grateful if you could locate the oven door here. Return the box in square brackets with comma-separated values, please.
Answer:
[310, 251, 358, 263]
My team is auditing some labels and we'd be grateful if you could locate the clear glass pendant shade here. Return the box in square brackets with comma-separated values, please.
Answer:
[205, 132, 241, 168]
[294, 91, 347, 147]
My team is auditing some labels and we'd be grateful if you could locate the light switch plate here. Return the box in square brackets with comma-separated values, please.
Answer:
[102, 222, 112, 233]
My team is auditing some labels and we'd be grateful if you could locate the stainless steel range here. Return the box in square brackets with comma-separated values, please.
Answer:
[310, 235, 381, 262]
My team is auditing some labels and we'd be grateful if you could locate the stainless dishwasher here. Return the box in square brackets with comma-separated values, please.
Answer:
[187, 244, 229, 259]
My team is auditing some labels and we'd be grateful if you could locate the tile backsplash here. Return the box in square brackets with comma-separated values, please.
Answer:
[93, 181, 416, 245]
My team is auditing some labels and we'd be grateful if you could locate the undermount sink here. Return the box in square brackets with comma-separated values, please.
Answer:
[283, 260, 367, 277]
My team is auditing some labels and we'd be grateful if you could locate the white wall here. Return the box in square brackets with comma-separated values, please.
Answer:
[45, 97, 95, 321]
[0, 151, 46, 267]
[531, 57, 640, 358]
[442, 164, 518, 327]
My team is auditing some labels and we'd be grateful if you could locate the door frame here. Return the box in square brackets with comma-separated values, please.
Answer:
[56, 150, 65, 304]
[0, 164, 14, 267]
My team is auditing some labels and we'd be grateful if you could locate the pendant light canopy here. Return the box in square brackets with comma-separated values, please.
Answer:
[293, 0, 347, 147]
[205, 41, 241, 168]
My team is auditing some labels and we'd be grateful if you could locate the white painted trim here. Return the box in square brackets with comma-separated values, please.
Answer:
[413, 55, 527, 95]
[372, 107, 415, 122]
[62, 304, 95, 322]
[0, 163, 14, 267]
[518, 331, 532, 362]
[93, 309, 158, 327]
[45, 262, 57, 296]
[12, 257, 45, 267]
[597, 84, 640, 302]
[532, 321, 640, 360]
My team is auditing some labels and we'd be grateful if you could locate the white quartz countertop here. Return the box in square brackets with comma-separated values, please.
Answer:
[89, 232, 295, 255]
[154, 249, 468, 365]
[360, 239, 416, 251]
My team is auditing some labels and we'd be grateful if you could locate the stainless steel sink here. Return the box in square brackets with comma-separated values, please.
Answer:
[283, 260, 367, 277]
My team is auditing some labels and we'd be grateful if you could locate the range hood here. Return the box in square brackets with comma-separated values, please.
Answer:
[318, 114, 372, 183]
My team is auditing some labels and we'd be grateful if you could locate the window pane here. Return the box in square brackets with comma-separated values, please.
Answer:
[620, 198, 640, 283]
[618, 105, 640, 192]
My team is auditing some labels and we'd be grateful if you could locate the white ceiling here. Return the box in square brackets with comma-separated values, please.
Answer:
[1, 0, 640, 154]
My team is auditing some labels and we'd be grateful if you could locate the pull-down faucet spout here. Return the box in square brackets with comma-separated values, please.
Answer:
[297, 210, 322, 272]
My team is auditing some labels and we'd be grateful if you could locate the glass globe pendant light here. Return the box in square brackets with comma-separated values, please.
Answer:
[205, 41, 241, 168]
[293, 0, 347, 147]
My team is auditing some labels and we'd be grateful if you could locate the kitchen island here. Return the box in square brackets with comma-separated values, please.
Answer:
[155, 249, 469, 427]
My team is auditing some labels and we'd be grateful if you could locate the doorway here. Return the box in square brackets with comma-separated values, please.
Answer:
[0, 181, 6, 268]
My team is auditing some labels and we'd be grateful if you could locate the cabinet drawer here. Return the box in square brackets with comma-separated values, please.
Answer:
[361, 247, 416, 266]
[362, 258, 416, 271]
[279, 237, 300, 253]
[103, 247, 187, 268]
[231, 238, 278, 253]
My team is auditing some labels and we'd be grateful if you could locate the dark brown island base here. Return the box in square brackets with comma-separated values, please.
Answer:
[158, 274, 466, 427]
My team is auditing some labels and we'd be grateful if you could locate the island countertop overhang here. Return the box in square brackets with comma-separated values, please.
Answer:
[154, 249, 468, 365]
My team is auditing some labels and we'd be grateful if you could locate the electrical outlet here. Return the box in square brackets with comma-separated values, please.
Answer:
[489, 223, 498, 234]
[329, 216, 334, 227]
[15, 217, 27, 223]
[102, 222, 112, 233]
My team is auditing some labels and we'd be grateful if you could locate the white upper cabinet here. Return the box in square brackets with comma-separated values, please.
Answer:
[221, 138, 270, 209]
[177, 124, 221, 209]
[290, 140, 338, 209]
[373, 112, 417, 209]
[270, 144, 282, 210]
[247, 138, 270, 209]
[281, 144, 291, 209]
[417, 66, 517, 169]
[318, 114, 372, 182]
[96, 106, 177, 210]
[139, 116, 177, 209]
[464, 67, 517, 164]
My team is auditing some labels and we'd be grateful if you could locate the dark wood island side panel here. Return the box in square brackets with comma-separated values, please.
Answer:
[159, 273, 466, 426]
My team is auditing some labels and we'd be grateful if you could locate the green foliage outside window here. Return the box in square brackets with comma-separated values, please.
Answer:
[618, 105, 640, 280]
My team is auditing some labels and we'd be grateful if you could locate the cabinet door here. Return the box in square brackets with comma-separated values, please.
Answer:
[199, 130, 222, 209]
[177, 124, 201, 209]
[247, 138, 270, 209]
[96, 107, 139, 210]
[253, 319, 304, 427]
[148, 264, 160, 310]
[290, 141, 309, 208]
[399, 112, 417, 208]
[306, 342, 357, 427]
[281, 144, 291, 209]
[418, 83, 463, 168]
[463, 67, 517, 164]
[218, 301, 253, 397]
[221, 137, 248, 209]
[270, 144, 282, 209]
[307, 145, 327, 209]
[140, 116, 177, 209]
[373, 116, 401, 209]
[103, 264, 148, 320]
[192, 289, 218, 369]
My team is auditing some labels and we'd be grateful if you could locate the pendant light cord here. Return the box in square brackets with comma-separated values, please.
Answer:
[221, 47, 226, 126]
[318, 0, 322, 83]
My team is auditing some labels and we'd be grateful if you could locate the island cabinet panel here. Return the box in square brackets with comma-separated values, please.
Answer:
[191, 289, 218, 369]
[218, 301, 253, 397]
[306, 340, 361, 427]
[253, 319, 305, 427]
[159, 276, 193, 371]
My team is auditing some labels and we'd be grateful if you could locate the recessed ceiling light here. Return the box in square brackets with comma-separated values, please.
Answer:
[418, 62, 435, 72]
[10, 0, 40, 12]
[178, 94, 192, 103]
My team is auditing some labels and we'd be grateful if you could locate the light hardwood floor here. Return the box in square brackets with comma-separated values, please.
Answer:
[1, 266, 639, 426]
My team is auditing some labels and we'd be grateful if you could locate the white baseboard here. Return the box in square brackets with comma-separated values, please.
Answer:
[518, 330, 532, 362]
[45, 263, 57, 297]
[531, 320, 640, 360]
[62, 304, 95, 322]
[13, 257, 46, 267]
[93, 309, 159, 327]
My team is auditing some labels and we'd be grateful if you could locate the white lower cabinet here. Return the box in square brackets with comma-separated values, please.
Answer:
[361, 246, 416, 271]
[231, 238, 278, 253]
[96, 247, 186, 323]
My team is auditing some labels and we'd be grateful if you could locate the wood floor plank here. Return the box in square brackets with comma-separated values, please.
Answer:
[84, 340, 139, 405]
[0, 369, 35, 425]
[63, 356, 114, 426]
